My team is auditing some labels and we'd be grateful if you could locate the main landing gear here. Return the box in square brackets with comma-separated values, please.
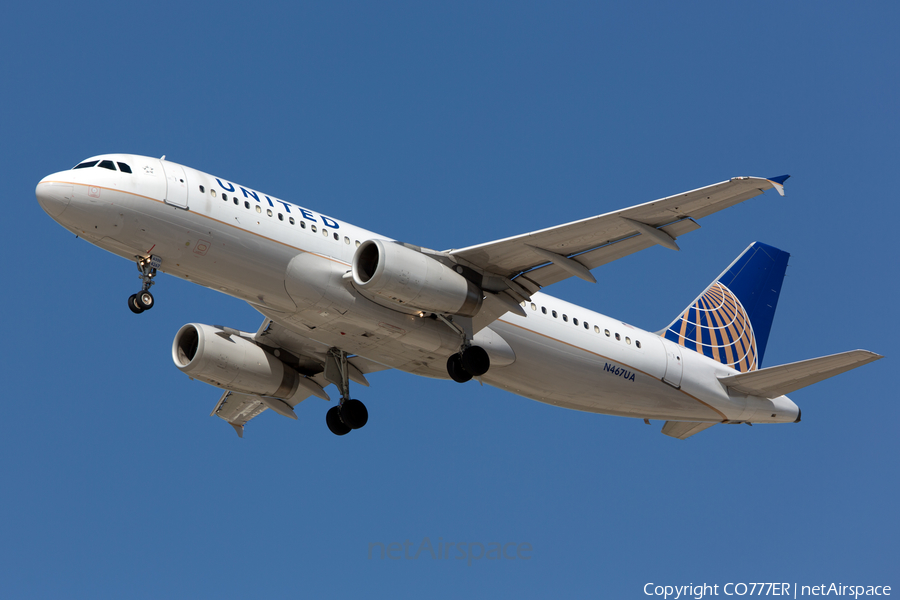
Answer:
[446, 345, 490, 383]
[324, 348, 369, 436]
[128, 255, 160, 314]
[434, 314, 491, 383]
[325, 400, 368, 436]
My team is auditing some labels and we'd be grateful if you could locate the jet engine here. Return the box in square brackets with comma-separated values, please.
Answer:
[351, 239, 482, 317]
[172, 323, 299, 399]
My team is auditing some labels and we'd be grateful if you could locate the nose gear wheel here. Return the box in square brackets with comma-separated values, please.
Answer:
[128, 255, 160, 314]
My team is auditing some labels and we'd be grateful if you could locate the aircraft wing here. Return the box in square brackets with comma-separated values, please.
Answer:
[450, 176, 788, 294]
[208, 317, 392, 436]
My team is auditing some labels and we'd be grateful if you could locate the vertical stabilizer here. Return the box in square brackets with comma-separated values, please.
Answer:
[661, 242, 790, 372]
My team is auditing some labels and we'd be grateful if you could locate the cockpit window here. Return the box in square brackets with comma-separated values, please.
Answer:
[98, 160, 116, 171]
[117, 162, 132, 173]
[73, 160, 99, 169]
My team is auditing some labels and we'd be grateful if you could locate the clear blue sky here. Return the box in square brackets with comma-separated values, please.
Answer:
[3, 2, 897, 598]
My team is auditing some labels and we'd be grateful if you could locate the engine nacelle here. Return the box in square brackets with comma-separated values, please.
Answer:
[172, 323, 299, 399]
[351, 239, 483, 317]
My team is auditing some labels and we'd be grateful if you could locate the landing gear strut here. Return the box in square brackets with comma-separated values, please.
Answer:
[324, 348, 368, 436]
[128, 255, 160, 314]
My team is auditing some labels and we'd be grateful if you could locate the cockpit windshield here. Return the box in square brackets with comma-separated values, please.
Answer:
[72, 159, 132, 173]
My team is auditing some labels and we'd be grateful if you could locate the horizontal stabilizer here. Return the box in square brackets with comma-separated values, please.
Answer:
[718, 350, 882, 398]
[661, 420, 717, 440]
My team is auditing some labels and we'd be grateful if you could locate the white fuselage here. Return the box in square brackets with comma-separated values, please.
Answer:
[36, 154, 800, 426]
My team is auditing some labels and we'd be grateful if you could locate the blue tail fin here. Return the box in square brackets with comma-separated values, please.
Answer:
[662, 242, 790, 372]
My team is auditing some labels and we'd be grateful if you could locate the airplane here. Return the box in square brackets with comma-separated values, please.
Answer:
[35, 154, 882, 440]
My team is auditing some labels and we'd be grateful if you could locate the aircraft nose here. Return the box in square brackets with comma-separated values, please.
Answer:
[36, 177, 73, 218]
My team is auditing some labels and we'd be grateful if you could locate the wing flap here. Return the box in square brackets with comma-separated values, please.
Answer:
[718, 350, 882, 398]
[517, 218, 701, 288]
[211, 388, 318, 437]
[211, 391, 269, 434]
[661, 420, 717, 440]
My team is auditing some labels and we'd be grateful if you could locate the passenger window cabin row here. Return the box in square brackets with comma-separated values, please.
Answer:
[527, 302, 641, 348]
[201, 184, 362, 248]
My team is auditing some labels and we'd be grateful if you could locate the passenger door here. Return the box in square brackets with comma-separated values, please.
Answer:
[662, 338, 684, 388]
[161, 160, 189, 209]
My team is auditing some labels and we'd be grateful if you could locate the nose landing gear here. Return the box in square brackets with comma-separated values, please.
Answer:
[128, 255, 160, 314]
[128, 290, 154, 314]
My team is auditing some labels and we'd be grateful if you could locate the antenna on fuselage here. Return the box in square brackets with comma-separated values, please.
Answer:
[160, 155, 166, 160]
